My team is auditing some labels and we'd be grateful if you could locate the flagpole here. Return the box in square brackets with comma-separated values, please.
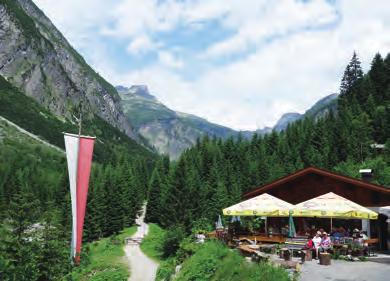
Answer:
[75, 103, 82, 265]
[78, 103, 82, 137]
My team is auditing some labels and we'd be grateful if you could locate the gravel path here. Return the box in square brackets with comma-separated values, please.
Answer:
[125, 206, 159, 281]
[300, 258, 390, 281]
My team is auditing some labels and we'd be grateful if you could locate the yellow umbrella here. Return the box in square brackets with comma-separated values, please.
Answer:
[223, 193, 293, 217]
[292, 192, 378, 220]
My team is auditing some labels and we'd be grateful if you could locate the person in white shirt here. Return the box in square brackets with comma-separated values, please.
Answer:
[312, 231, 322, 259]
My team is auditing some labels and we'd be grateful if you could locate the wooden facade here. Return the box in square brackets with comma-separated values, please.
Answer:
[244, 167, 390, 207]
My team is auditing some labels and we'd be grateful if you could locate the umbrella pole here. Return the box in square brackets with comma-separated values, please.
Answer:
[330, 217, 333, 232]
[265, 217, 268, 235]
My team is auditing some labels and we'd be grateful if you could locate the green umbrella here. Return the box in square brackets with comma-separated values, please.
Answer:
[288, 210, 296, 238]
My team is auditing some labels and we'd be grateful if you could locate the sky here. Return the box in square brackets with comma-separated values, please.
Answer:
[33, 0, 390, 130]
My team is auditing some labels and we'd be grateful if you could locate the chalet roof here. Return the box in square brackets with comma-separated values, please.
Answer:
[244, 166, 390, 203]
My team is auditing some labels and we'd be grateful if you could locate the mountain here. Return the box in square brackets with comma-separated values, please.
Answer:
[118, 84, 339, 158]
[0, 0, 137, 140]
[117, 85, 237, 159]
[258, 93, 338, 133]
[0, 0, 155, 162]
[273, 112, 302, 132]
[304, 93, 338, 119]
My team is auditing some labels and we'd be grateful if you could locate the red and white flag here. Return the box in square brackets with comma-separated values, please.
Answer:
[64, 133, 95, 264]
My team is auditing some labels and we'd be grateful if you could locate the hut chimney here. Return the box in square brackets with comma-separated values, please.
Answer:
[359, 169, 373, 182]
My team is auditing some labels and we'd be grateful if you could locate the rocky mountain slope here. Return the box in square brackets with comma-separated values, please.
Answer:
[117, 85, 237, 159]
[0, 0, 136, 139]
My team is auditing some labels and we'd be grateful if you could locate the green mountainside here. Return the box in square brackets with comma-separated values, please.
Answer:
[0, 75, 155, 162]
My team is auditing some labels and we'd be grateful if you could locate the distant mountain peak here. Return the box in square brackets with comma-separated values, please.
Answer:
[273, 112, 302, 132]
[257, 93, 338, 134]
[116, 85, 157, 101]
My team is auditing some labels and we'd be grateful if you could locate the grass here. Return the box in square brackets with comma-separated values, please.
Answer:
[176, 240, 291, 281]
[71, 227, 137, 281]
[140, 223, 166, 262]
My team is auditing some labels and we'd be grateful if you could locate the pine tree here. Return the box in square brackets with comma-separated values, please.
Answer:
[369, 53, 388, 103]
[36, 208, 70, 281]
[1, 186, 40, 281]
[145, 168, 162, 223]
[339, 52, 364, 108]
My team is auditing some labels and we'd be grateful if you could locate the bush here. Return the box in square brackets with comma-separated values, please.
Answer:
[176, 236, 201, 263]
[191, 218, 213, 234]
[162, 226, 186, 258]
[176, 240, 290, 281]
[156, 257, 177, 281]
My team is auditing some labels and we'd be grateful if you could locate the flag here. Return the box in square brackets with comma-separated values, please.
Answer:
[64, 133, 95, 264]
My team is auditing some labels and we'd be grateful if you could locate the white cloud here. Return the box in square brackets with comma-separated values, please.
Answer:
[127, 35, 155, 55]
[158, 51, 184, 69]
[33, 0, 390, 130]
[203, 0, 338, 58]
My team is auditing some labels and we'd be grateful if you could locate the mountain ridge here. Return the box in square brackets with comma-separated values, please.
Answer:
[118, 85, 338, 158]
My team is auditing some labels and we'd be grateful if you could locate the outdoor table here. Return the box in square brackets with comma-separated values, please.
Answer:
[238, 235, 286, 244]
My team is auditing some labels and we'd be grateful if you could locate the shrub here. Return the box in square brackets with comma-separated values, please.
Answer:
[176, 236, 201, 263]
[162, 225, 186, 258]
[156, 257, 177, 281]
[176, 240, 290, 281]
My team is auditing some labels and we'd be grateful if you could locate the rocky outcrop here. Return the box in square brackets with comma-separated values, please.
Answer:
[0, 0, 136, 139]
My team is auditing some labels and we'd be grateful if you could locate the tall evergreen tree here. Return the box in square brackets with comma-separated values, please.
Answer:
[145, 168, 162, 223]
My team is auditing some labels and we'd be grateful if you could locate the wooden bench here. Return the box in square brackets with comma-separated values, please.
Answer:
[284, 237, 308, 261]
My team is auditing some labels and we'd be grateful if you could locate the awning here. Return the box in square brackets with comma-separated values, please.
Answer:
[292, 192, 378, 219]
[223, 193, 293, 217]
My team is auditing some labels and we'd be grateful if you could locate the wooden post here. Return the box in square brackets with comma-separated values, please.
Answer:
[319, 252, 331, 265]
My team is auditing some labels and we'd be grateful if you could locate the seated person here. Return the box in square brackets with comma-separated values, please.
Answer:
[319, 232, 332, 253]
[354, 231, 369, 256]
[331, 227, 345, 243]
[352, 228, 360, 239]
[312, 231, 322, 259]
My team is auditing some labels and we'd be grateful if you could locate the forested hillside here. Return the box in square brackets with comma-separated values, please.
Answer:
[0, 76, 156, 279]
[0, 121, 153, 279]
[145, 52, 390, 233]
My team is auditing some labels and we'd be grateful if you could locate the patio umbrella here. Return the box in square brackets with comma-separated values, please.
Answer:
[292, 192, 378, 220]
[288, 210, 296, 238]
[222, 193, 293, 217]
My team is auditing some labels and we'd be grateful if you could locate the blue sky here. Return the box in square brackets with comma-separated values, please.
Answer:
[34, 0, 390, 130]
